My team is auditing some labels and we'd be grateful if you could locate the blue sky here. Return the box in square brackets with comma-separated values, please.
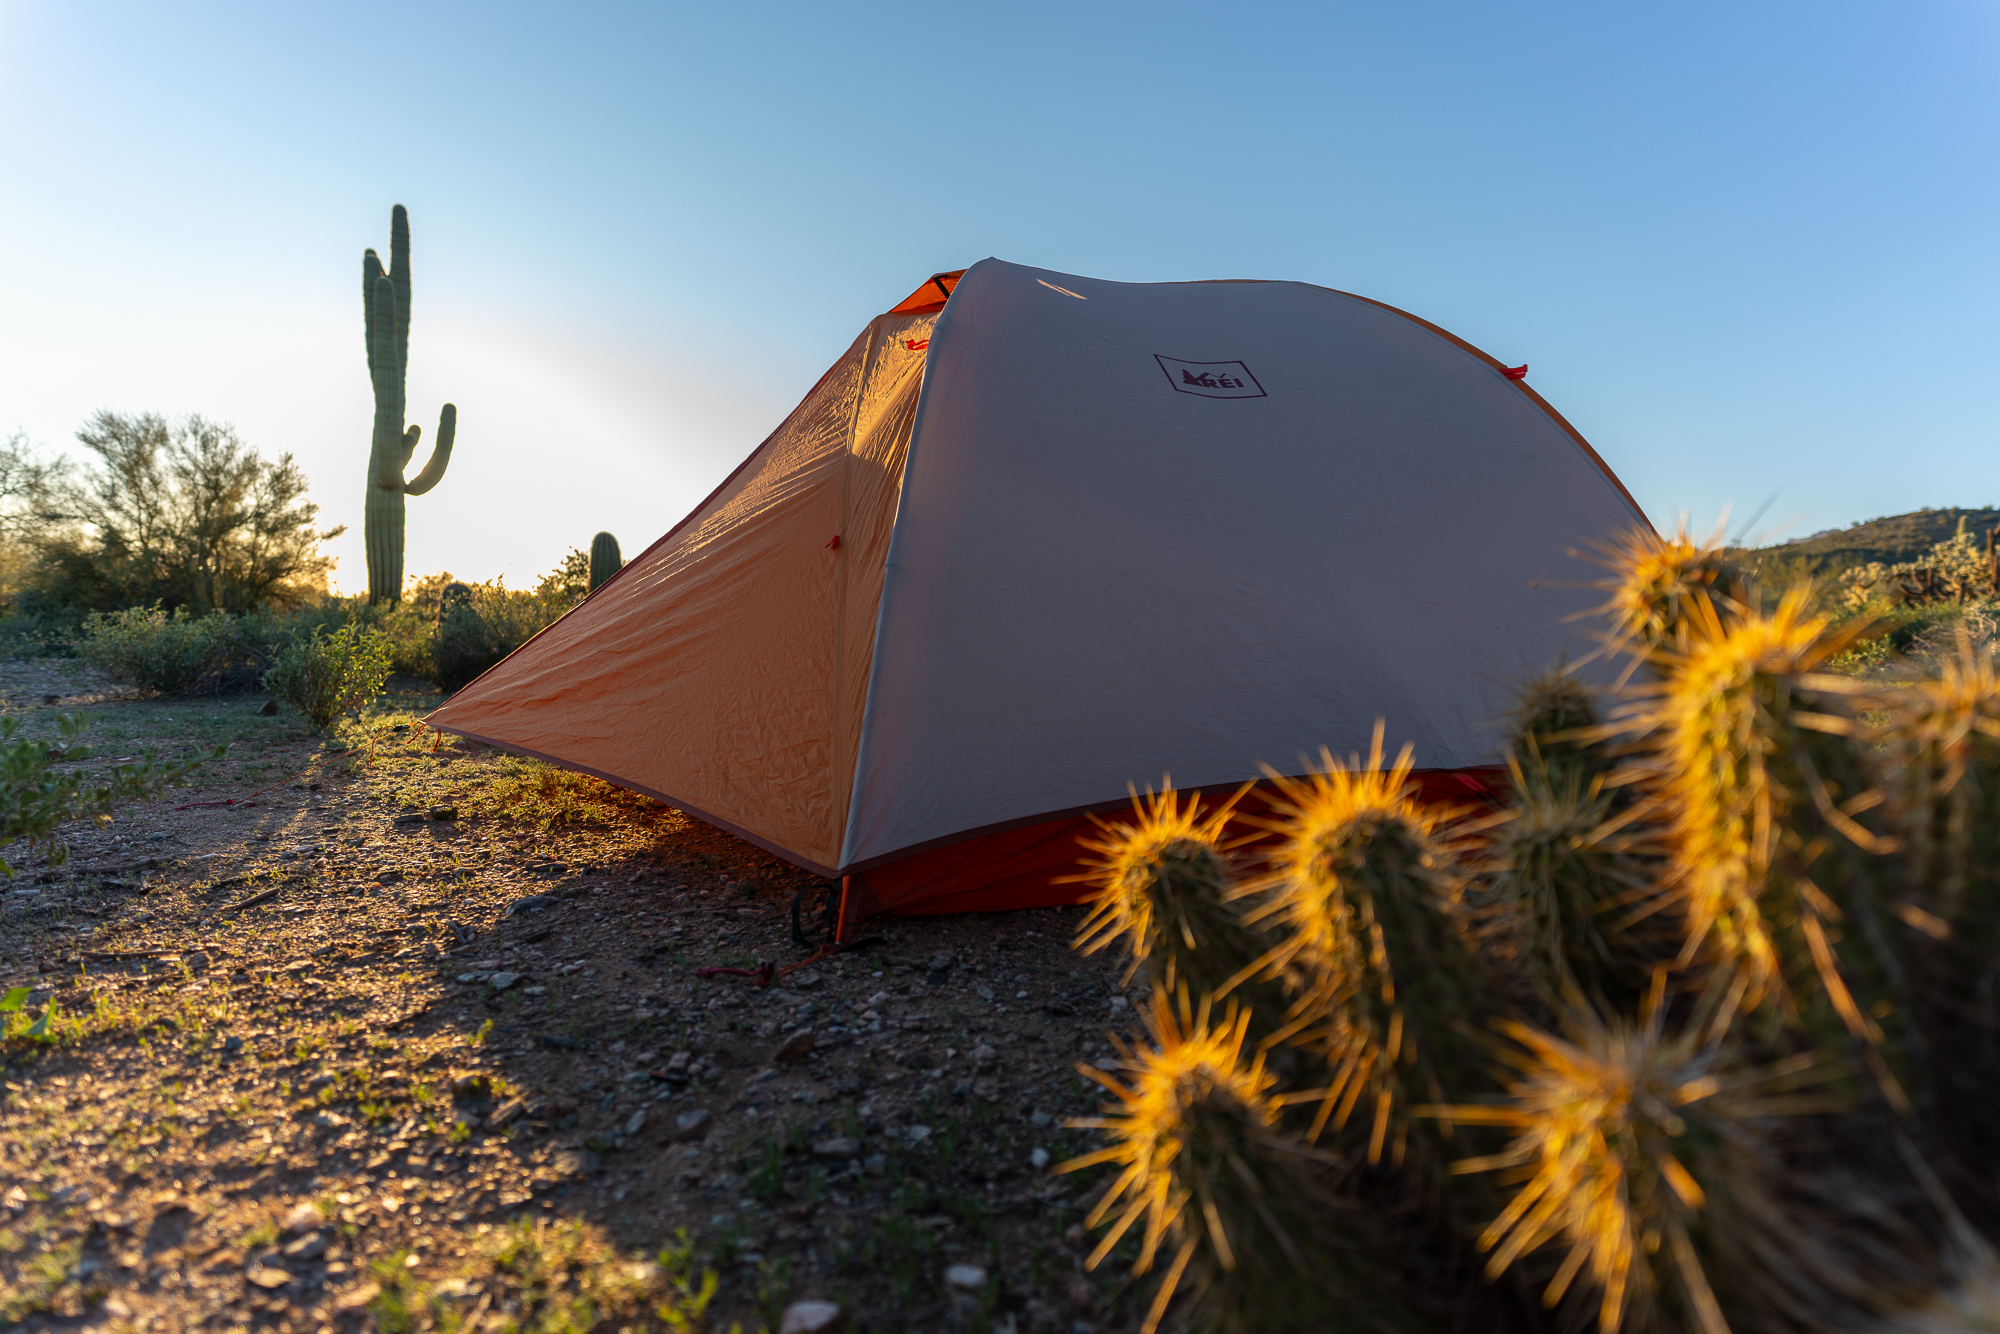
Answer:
[2, 1, 1995, 590]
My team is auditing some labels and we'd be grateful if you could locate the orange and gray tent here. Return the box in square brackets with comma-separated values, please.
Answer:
[426, 258, 1648, 931]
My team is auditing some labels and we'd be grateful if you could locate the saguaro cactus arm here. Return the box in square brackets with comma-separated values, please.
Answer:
[404, 405, 456, 496]
[389, 204, 411, 381]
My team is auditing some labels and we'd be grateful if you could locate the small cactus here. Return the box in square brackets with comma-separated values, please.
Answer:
[1061, 988, 1380, 1334]
[1477, 756, 1665, 1016]
[1587, 522, 1737, 652]
[1621, 587, 1909, 1102]
[1074, 786, 1275, 1021]
[362, 204, 457, 605]
[1240, 725, 1498, 1161]
[588, 532, 623, 593]
[1424, 987, 1843, 1334]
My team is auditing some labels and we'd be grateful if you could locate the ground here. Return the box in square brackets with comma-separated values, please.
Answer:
[0, 661, 1160, 1334]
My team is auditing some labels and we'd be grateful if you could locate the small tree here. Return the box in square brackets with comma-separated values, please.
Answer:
[27, 412, 344, 614]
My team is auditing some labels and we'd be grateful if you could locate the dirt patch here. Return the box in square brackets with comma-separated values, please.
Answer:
[0, 671, 1153, 1332]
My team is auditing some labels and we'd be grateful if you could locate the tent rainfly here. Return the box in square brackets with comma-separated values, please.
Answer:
[426, 258, 1649, 935]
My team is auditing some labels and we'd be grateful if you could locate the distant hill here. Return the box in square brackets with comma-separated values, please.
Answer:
[1735, 506, 2000, 579]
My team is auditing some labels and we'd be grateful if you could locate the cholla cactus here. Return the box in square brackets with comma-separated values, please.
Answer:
[1587, 522, 1737, 652]
[1074, 786, 1272, 1012]
[1060, 988, 1376, 1334]
[1424, 988, 1840, 1334]
[1615, 587, 1908, 1100]
[1882, 630, 2000, 946]
[1238, 725, 1495, 1161]
[1507, 667, 1618, 785]
[1879, 533, 1996, 606]
[1477, 756, 1663, 1015]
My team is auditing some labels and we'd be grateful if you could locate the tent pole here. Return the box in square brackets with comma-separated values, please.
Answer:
[836, 875, 856, 944]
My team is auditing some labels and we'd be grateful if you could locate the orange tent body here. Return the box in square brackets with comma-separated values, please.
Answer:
[426, 260, 1647, 937]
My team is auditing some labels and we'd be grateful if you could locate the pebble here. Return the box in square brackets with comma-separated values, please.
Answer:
[281, 1203, 321, 1235]
[810, 1136, 860, 1159]
[246, 1266, 292, 1289]
[506, 896, 553, 917]
[773, 1028, 816, 1065]
[624, 1109, 647, 1135]
[905, 1124, 932, 1144]
[674, 1109, 711, 1142]
[1030, 1147, 1051, 1169]
[945, 1264, 987, 1291]
[283, 1232, 328, 1260]
[780, 1299, 843, 1333]
[489, 972, 524, 991]
[971, 1044, 998, 1072]
[975, 985, 995, 1001]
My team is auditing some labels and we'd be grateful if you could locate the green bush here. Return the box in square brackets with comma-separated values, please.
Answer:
[263, 623, 394, 729]
[433, 585, 570, 692]
[75, 605, 251, 694]
[0, 712, 206, 874]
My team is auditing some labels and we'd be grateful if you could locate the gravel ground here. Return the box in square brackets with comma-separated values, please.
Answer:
[0, 665, 1157, 1333]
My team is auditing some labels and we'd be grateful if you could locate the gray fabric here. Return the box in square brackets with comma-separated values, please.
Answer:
[840, 259, 1643, 867]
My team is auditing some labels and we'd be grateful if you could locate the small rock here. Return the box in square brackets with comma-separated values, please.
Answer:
[810, 1136, 860, 1159]
[945, 1263, 987, 1291]
[281, 1203, 321, 1235]
[674, 1109, 711, 1141]
[246, 1265, 292, 1289]
[780, 1299, 843, 1333]
[333, 1282, 380, 1311]
[664, 1051, 691, 1075]
[905, 1124, 932, 1144]
[971, 1044, 998, 1072]
[773, 1028, 816, 1065]
[867, 990, 890, 1008]
[283, 1232, 328, 1260]
[428, 806, 459, 821]
[1030, 1147, 1051, 1170]
[488, 1098, 527, 1128]
[862, 1154, 886, 1176]
[313, 1111, 349, 1129]
[791, 970, 823, 990]
[506, 896, 553, 917]
[185, 950, 212, 971]
[256, 699, 279, 716]
[392, 812, 425, 826]
[975, 985, 995, 1001]
[624, 1109, 648, 1136]
[489, 972, 524, 991]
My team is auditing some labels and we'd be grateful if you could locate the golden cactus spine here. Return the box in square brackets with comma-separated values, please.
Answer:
[1239, 726, 1498, 1163]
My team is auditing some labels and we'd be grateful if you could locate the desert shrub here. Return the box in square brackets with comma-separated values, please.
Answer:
[76, 605, 250, 694]
[433, 581, 574, 693]
[262, 623, 394, 729]
[0, 712, 206, 874]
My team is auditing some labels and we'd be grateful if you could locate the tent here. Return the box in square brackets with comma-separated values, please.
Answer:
[425, 258, 1648, 934]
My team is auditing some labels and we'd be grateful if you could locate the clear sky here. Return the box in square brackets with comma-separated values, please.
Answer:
[3, 1, 1996, 592]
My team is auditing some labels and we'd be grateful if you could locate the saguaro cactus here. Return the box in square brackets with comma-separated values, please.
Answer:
[363, 204, 457, 605]
[588, 532, 623, 593]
